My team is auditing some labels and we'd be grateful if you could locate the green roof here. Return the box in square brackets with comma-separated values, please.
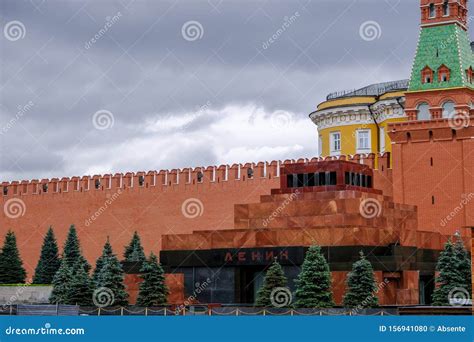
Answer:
[409, 24, 474, 91]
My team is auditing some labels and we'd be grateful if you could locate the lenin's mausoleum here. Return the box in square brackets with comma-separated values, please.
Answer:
[1, 0, 474, 306]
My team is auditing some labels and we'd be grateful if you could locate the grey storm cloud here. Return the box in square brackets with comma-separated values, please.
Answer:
[1, 0, 470, 181]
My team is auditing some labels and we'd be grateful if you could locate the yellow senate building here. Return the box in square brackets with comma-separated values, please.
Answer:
[310, 80, 408, 157]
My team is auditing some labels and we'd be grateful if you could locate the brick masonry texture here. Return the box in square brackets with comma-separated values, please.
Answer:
[0, 155, 390, 279]
[0, 162, 280, 278]
[162, 189, 420, 250]
[1, 0, 473, 306]
[389, 119, 474, 237]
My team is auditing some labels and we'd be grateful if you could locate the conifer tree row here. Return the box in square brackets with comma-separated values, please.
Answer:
[33, 227, 61, 284]
[92, 238, 114, 284]
[93, 238, 129, 306]
[68, 261, 94, 306]
[453, 233, 472, 295]
[123, 231, 146, 263]
[0, 230, 26, 284]
[136, 252, 169, 306]
[49, 258, 73, 304]
[255, 259, 289, 307]
[343, 251, 378, 308]
[294, 245, 334, 308]
[50, 225, 94, 305]
[37, 228, 472, 308]
[432, 234, 471, 306]
[62, 225, 90, 273]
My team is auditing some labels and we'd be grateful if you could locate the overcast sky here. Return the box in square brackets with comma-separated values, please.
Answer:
[1, 0, 471, 181]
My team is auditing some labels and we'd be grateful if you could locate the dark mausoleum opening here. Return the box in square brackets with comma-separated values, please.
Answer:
[161, 246, 438, 305]
[274, 160, 377, 195]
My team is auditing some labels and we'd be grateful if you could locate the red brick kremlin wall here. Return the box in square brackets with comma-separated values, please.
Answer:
[0, 154, 390, 279]
[0, 161, 279, 278]
[389, 119, 474, 237]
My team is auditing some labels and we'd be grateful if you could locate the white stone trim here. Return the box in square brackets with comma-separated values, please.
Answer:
[312, 99, 406, 130]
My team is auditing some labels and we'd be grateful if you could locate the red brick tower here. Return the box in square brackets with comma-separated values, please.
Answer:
[405, 0, 473, 120]
[389, 0, 474, 237]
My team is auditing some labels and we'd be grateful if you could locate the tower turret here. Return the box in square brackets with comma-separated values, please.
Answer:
[388, 0, 474, 237]
[420, 0, 469, 29]
[405, 0, 474, 121]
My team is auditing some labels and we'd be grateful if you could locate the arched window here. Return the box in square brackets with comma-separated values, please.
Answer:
[438, 65, 450, 82]
[443, 1, 449, 16]
[417, 103, 431, 120]
[421, 66, 434, 84]
[429, 3, 436, 18]
[442, 101, 455, 118]
[466, 67, 473, 84]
